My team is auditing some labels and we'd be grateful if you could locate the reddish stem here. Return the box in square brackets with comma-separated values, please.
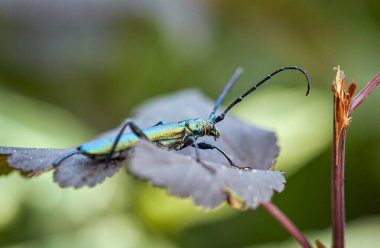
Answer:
[332, 125, 346, 248]
[261, 202, 312, 248]
[351, 73, 380, 112]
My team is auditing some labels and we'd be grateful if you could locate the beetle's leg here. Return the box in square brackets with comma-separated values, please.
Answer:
[191, 142, 251, 170]
[185, 137, 216, 173]
[52, 150, 80, 168]
[106, 119, 149, 166]
[191, 142, 235, 167]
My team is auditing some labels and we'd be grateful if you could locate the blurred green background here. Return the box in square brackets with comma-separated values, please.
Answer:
[0, 0, 380, 247]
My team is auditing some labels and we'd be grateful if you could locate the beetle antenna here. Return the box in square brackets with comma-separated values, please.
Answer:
[209, 67, 244, 120]
[213, 66, 310, 123]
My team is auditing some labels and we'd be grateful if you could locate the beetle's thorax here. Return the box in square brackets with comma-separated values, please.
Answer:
[179, 118, 220, 139]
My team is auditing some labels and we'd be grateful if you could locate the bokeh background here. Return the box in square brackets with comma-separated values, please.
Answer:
[1, 0, 380, 247]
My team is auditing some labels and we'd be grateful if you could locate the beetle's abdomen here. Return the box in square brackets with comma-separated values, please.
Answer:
[79, 123, 185, 155]
[78, 133, 139, 155]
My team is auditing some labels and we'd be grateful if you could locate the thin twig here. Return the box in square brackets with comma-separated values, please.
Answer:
[332, 125, 347, 248]
[351, 73, 380, 112]
[261, 202, 312, 248]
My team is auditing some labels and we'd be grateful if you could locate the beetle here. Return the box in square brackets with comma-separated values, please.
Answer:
[53, 66, 310, 169]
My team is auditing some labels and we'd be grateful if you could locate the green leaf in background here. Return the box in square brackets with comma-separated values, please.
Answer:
[1, 215, 178, 248]
[245, 216, 380, 248]
[234, 88, 331, 174]
[0, 88, 94, 148]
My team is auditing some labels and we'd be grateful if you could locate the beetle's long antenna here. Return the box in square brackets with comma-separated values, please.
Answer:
[209, 67, 244, 120]
[213, 66, 310, 123]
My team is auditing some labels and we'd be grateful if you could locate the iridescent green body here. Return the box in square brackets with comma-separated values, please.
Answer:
[79, 118, 220, 159]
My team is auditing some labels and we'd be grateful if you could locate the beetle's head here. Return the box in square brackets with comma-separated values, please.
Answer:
[205, 119, 220, 140]
[208, 125, 220, 140]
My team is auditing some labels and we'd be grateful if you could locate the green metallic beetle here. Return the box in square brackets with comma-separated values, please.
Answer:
[53, 66, 310, 168]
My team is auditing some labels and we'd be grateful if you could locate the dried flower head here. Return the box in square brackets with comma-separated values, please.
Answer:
[332, 66, 357, 141]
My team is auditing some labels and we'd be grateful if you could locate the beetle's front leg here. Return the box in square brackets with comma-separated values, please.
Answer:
[191, 142, 251, 170]
[181, 137, 216, 173]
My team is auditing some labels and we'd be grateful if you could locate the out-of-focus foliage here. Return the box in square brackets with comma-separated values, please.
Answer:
[248, 216, 380, 248]
[0, 0, 379, 247]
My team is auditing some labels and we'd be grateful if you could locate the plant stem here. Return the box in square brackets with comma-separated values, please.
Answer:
[331, 67, 352, 248]
[332, 125, 346, 248]
[261, 202, 312, 248]
[351, 73, 380, 112]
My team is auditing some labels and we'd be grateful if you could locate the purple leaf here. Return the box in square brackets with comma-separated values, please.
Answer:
[0, 147, 123, 187]
[53, 156, 124, 188]
[0, 147, 70, 174]
[129, 141, 284, 209]
[127, 90, 283, 208]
